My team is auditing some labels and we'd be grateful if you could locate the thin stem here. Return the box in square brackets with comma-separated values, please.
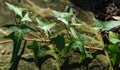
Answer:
[13, 12, 18, 24]
[19, 40, 27, 56]
[64, 24, 72, 40]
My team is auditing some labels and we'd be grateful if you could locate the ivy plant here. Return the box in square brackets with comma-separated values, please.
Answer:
[104, 31, 120, 66]
[52, 9, 92, 63]
[4, 2, 34, 63]
[93, 18, 120, 67]
[27, 41, 50, 65]
[3, 2, 93, 69]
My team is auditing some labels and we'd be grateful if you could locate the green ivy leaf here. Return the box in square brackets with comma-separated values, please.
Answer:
[70, 27, 79, 40]
[36, 18, 56, 37]
[5, 2, 29, 17]
[27, 41, 39, 65]
[93, 18, 120, 31]
[5, 28, 26, 63]
[107, 44, 119, 53]
[52, 10, 72, 25]
[5, 2, 31, 22]
[105, 44, 120, 66]
[21, 12, 32, 22]
[3, 23, 35, 63]
[69, 40, 86, 63]
[109, 31, 120, 44]
[50, 34, 65, 50]
[69, 27, 87, 62]
[28, 42, 50, 65]
[93, 18, 105, 30]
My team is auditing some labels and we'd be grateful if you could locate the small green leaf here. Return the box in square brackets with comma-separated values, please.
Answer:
[27, 41, 39, 50]
[104, 21, 120, 30]
[5, 29, 26, 63]
[21, 12, 32, 22]
[69, 27, 87, 62]
[50, 34, 65, 50]
[28, 42, 50, 65]
[109, 31, 120, 44]
[93, 18, 120, 31]
[3, 23, 35, 63]
[27, 41, 39, 65]
[105, 44, 120, 66]
[70, 27, 79, 40]
[52, 10, 72, 25]
[36, 18, 56, 37]
[107, 44, 119, 53]
[93, 18, 104, 30]
[5, 2, 29, 17]
[63, 27, 87, 62]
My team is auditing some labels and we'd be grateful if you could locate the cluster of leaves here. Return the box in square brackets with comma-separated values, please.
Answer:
[105, 32, 120, 66]
[4, 2, 34, 63]
[93, 19, 120, 66]
[3, 2, 92, 69]
[27, 41, 50, 65]
[52, 9, 92, 62]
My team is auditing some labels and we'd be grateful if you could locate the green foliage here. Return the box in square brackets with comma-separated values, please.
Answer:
[5, 2, 32, 22]
[52, 9, 90, 62]
[104, 44, 120, 66]
[4, 24, 34, 63]
[93, 18, 120, 67]
[93, 18, 120, 31]
[69, 27, 88, 62]
[52, 9, 82, 27]
[5, 28, 26, 63]
[50, 34, 65, 51]
[104, 31, 120, 66]
[52, 10, 72, 25]
[4, 2, 34, 64]
[109, 31, 120, 44]
[36, 18, 56, 37]
[28, 41, 50, 65]
[3, 2, 94, 69]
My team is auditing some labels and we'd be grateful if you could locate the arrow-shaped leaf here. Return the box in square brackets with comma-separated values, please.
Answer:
[5, 2, 29, 17]
[5, 2, 31, 22]
[52, 10, 72, 25]
[36, 18, 56, 37]
[21, 12, 32, 22]
[93, 18, 120, 31]
[5, 28, 26, 63]
[27, 41, 39, 65]
[93, 18, 104, 30]
[3, 23, 35, 63]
